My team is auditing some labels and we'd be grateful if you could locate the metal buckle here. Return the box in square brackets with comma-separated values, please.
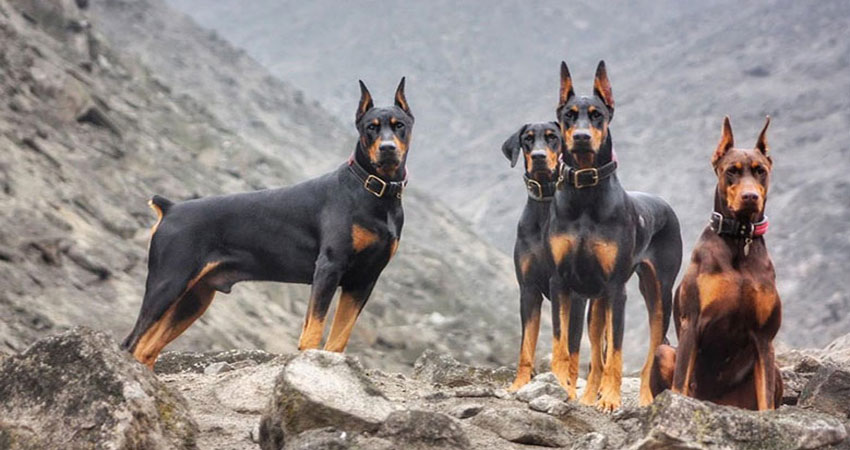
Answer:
[526, 179, 543, 199]
[710, 212, 724, 234]
[364, 175, 387, 197]
[573, 168, 599, 188]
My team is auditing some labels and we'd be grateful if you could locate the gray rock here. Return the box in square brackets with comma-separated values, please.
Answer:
[284, 427, 351, 450]
[515, 378, 568, 403]
[377, 410, 470, 449]
[571, 432, 608, 450]
[413, 350, 515, 387]
[624, 391, 848, 449]
[470, 406, 572, 447]
[204, 361, 233, 375]
[156, 349, 277, 374]
[452, 385, 494, 398]
[449, 403, 484, 419]
[259, 350, 396, 450]
[529, 394, 570, 416]
[0, 327, 198, 449]
[799, 362, 850, 420]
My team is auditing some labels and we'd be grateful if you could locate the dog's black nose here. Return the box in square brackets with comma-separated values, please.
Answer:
[742, 192, 760, 203]
[573, 131, 591, 142]
[531, 151, 547, 161]
[379, 143, 397, 153]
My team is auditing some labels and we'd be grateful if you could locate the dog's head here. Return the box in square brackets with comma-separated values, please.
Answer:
[556, 61, 614, 169]
[355, 78, 414, 179]
[501, 122, 562, 182]
[712, 116, 772, 222]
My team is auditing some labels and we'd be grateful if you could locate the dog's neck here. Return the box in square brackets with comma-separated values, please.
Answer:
[354, 142, 407, 182]
[555, 134, 622, 213]
[711, 187, 768, 260]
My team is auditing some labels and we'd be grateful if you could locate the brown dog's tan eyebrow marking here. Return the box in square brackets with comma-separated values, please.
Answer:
[390, 117, 397, 125]
[371, 119, 379, 126]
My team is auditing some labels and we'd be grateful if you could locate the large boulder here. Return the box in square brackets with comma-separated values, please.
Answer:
[799, 362, 850, 421]
[469, 406, 572, 447]
[259, 350, 396, 450]
[0, 327, 198, 449]
[622, 391, 848, 449]
[413, 349, 514, 388]
[376, 410, 470, 449]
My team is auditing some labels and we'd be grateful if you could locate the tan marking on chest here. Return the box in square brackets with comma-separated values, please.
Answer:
[389, 239, 399, 258]
[590, 239, 618, 276]
[352, 225, 379, 252]
[752, 285, 778, 326]
[549, 233, 576, 266]
[520, 253, 534, 277]
[696, 272, 738, 310]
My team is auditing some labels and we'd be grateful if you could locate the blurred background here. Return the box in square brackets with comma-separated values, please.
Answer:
[1, 0, 848, 374]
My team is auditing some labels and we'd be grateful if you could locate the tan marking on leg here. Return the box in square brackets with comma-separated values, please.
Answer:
[509, 309, 541, 392]
[133, 280, 217, 369]
[639, 260, 664, 406]
[549, 233, 575, 266]
[551, 296, 572, 395]
[298, 306, 326, 350]
[590, 239, 618, 277]
[352, 224, 379, 252]
[597, 302, 623, 412]
[324, 291, 364, 352]
[569, 351, 580, 400]
[580, 300, 605, 405]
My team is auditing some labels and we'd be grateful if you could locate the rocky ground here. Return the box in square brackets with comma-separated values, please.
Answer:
[2, 327, 849, 449]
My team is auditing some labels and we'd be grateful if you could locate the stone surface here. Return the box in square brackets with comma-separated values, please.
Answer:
[259, 351, 396, 450]
[799, 362, 850, 420]
[623, 391, 848, 449]
[449, 403, 484, 419]
[470, 406, 573, 447]
[528, 394, 571, 416]
[0, 327, 197, 449]
[283, 427, 351, 450]
[377, 410, 470, 449]
[515, 378, 568, 403]
[413, 349, 514, 388]
[156, 349, 277, 374]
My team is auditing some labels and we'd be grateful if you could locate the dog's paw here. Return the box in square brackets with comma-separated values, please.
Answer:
[596, 391, 621, 413]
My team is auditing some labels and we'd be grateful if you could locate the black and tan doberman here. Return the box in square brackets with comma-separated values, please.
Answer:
[546, 61, 683, 410]
[122, 79, 414, 369]
[501, 122, 588, 397]
[650, 116, 783, 410]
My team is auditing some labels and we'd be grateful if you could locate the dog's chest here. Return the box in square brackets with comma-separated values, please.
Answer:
[696, 270, 779, 328]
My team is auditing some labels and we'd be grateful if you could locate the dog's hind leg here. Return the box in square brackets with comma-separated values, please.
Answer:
[580, 299, 606, 405]
[637, 260, 665, 406]
[508, 288, 543, 392]
[324, 282, 376, 352]
[128, 262, 220, 369]
[650, 344, 676, 396]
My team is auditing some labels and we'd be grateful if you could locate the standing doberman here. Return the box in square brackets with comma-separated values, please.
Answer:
[650, 116, 783, 410]
[501, 122, 587, 396]
[122, 79, 414, 369]
[547, 61, 682, 411]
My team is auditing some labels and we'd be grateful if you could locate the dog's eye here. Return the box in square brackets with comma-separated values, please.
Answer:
[367, 123, 379, 131]
[565, 110, 577, 120]
[393, 122, 405, 131]
[523, 135, 534, 142]
[589, 110, 602, 120]
[753, 165, 765, 176]
[545, 134, 557, 142]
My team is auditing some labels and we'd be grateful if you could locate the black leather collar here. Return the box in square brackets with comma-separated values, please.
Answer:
[557, 160, 618, 189]
[709, 212, 768, 238]
[348, 158, 406, 199]
[523, 174, 556, 201]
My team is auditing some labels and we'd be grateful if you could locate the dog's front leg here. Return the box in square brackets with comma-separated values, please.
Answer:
[671, 317, 698, 396]
[324, 282, 376, 352]
[751, 332, 776, 410]
[298, 255, 345, 350]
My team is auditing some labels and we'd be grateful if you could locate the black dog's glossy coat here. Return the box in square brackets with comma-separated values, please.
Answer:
[546, 61, 682, 410]
[501, 122, 587, 396]
[122, 79, 414, 368]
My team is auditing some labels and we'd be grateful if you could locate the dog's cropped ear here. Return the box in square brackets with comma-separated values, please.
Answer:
[394, 77, 413, 119]
[593, 60, 614, 119]
[712, 116, 735, 167]
[755, 115, 770, 156]
[356, 80, 374, 123]
[558, 61, 575, 110]
[502, 124, 527, 168]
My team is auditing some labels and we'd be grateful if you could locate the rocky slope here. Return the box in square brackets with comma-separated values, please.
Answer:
[167, 0, 850, 360]
[0, 0, 519, 373]
[2, 327, 850, 449]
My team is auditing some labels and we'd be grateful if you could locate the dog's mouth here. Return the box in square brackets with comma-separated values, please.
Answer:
[529, 166, 556, 181]
[569, 148, 596, 168]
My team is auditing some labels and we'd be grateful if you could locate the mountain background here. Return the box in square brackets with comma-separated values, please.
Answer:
[0, 0, 848, 377]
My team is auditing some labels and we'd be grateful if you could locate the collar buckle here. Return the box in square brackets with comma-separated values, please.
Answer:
[364, 174, 387, 197]
[710, 211, 725, 234]
[573, 168, 599, 188]
[526, 178, 543, 199]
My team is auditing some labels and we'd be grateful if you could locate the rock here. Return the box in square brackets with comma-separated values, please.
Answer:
[283, 427, 351, 450]
[528, 394, 570, 416]
[204, 361, 233, 375]
[515, 377, 568, 403]
[571, 432, 608, 450]
[377, 410, 470, 449]
[452, 385, 494, 398]
[259, 350, 396, 450]
[625, 391, 848, 449]
[0, 327, 198, 449]
[823, 333, 850, 365]
[470, 406, 572, 447]
[413, 350, 514, 387]
[799, 362, 850, 420]
[449, 403, 484, 419]
[155, 349, 278, 374]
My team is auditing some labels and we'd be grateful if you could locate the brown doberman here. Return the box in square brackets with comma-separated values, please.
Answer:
[650, 116, 783, 410]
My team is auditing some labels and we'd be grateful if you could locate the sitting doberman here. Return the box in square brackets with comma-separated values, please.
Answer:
[122, 79, 414, 369]
[501, 122, 587, 395]
[650, 116, 783, 410]
[546, 61, 682, 410]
